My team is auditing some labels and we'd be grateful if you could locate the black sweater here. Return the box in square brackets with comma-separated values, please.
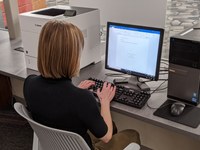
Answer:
[24, 75, 107, 149]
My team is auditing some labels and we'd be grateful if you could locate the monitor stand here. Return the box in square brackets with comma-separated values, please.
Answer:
[113, 76, 150, 92]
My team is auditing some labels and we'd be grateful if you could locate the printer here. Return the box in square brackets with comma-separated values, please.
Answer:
[168, 23, 200, 105]
[19, 5, 101, 70]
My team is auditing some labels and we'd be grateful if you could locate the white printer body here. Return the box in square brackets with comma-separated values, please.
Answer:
[19, 5, 101, 70]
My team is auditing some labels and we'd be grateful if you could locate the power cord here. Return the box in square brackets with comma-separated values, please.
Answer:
[150, 79, 167, 95]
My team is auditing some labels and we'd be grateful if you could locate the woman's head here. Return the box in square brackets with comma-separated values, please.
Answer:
[37, 20, 84, 79]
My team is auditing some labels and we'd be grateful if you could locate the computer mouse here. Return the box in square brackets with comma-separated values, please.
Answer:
[170, 102, 186, 116]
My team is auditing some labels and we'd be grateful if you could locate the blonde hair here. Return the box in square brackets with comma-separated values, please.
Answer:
[37, 20, 84, 78]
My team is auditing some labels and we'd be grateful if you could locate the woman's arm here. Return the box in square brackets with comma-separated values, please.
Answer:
[97, 82, 116, 143]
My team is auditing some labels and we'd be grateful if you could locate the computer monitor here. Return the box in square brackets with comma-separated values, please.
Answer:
[105, 22, 164, 87]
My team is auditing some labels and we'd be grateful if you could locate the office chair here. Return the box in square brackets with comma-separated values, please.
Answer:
[14, 102, 140, 150]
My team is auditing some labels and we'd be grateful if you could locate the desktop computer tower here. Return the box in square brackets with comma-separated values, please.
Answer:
[168, 24, 200, 105]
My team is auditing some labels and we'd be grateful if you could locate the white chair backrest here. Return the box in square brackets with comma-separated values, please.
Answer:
[14, 102, 140, 150]
[14, 102, 91, 150]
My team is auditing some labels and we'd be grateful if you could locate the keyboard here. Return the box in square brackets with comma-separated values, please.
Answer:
[88, 78, 151, 109]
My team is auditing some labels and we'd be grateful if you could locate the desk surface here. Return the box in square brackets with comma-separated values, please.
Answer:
[1, 30, 200, 140]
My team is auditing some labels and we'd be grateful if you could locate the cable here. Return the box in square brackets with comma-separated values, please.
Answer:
[161, 58, 169, 62]
[161, 61, 169, 66]
[159, 69, 168, 72]
[160, 66, 168, 69]
[159, 73, 168, 75]
[151, 86, 167, 92]
[158, 78, 168, 81]
[150, 80, 167, 94]
[141, 78, 168, 83]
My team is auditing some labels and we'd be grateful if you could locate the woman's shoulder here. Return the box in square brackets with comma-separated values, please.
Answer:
[24, 75, 41, 88]
[26, 74, 38, 79]
[25, 74, 38, 83]
[23, 75, 37, 95]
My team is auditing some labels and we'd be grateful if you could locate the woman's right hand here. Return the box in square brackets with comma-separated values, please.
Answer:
[97, 82, 116, 105]
[97, 82, 116, 143]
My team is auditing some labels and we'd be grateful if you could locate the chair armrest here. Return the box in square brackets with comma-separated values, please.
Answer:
[123, 142, 140, 150]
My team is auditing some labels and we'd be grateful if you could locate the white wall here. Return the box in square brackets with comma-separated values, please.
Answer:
[69, 0, 167, 28]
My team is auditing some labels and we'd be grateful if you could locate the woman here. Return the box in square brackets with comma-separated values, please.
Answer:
[24, 20, 140, 150]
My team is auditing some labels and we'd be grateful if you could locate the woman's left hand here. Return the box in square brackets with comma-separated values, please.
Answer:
[78, 80, 95, 89]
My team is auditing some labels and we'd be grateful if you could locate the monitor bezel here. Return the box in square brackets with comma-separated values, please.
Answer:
[105, 22, 164, 81]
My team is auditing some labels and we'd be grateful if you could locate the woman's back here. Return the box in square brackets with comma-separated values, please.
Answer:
[24, 75, 107, 149]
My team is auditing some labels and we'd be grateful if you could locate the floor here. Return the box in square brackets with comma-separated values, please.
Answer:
[141, 145, 153, 150]
[163, 0, 200, 58]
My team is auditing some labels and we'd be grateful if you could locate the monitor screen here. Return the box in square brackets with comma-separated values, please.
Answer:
[105, 22, 164, 81]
